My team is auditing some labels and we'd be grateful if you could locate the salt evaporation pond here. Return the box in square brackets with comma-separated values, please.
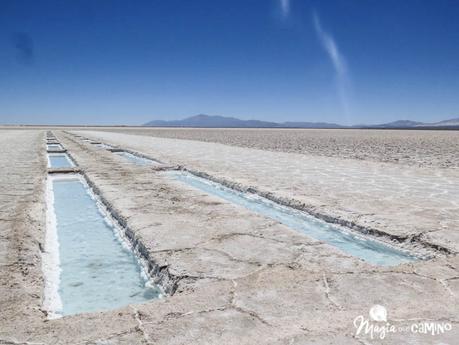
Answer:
[114, 151, 159, 166]
[47, 154, 75, 168]
[44, 176, 160, 317]
[170, 171, 417, 266]
[47, 144, 63, 150]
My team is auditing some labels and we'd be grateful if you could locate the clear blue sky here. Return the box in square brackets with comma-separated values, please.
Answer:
[1, 0, 458, 125]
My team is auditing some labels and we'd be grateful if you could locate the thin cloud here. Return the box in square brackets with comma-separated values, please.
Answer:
[312, 11, 351, 118]
[280, 0, 290, 18]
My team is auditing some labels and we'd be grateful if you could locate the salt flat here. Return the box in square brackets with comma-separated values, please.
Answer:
[1, 128, 458, 345]
[94, 127, 459, 168]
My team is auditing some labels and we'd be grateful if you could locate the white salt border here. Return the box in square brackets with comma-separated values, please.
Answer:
[42, 175, 64, 319]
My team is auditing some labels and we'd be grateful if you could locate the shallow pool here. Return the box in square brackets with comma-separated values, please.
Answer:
[43, 176, 160, 317]
[48, 154, 75, 168]
[115, 151, 160, 166]
[169, 171, 417, 266]
[47, 144, 63, 150]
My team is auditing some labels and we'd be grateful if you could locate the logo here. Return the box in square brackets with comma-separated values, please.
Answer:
[353, 305, 452, 340]
[369, 304, 387, 322]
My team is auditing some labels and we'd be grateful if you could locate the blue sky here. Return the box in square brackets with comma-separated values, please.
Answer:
[1, 0, 458, 125]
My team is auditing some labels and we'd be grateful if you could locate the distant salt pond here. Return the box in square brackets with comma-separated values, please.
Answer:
[169, 171, 417, 266]
[47, 144, 63, 150]
[47, 153, 75, 168]
[114, 151, 160, 166]
[43, 175, 160, 317]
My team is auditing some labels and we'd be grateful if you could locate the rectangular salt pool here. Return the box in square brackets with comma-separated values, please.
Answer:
[47, 153, 75, 168]
[43, 175, 160, 317]
[114, 151, 160, 166]
[47, 144, 63, 151]
[169, 171, 417, 266]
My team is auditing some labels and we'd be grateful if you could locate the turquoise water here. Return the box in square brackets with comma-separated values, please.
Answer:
[115, 151, 159, 166]
[48, 154, 74, 168]
[51, 178, 160, 316]
[170, 171, 417, 266]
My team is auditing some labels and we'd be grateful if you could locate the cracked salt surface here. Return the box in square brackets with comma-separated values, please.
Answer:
[43, 175, 160, 317]
[169, 171, 417, 266]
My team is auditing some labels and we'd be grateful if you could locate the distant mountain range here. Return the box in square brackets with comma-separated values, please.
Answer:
[143, 114, 459, 129]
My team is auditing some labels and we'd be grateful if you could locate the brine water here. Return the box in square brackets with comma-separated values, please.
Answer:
[115, 151, 160, 166]
[48, 154, 75, 168]
[43, 176, 160, 317]
[169, 171, 417, 266]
